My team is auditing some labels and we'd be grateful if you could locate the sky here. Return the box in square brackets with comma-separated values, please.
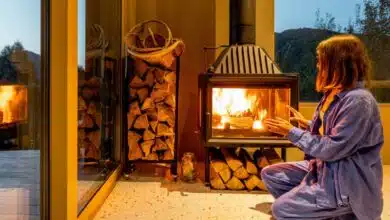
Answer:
[0, 0, 364, 66]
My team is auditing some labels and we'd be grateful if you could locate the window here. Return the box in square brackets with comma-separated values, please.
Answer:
[275, 0, 390, 102]
[0, 0, 49, 218]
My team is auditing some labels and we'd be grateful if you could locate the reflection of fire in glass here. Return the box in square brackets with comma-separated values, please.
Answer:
[212, 87, 290, 138]
[0, 85, 27, 124]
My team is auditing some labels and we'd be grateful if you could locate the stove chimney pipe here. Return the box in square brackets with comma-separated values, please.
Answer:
[229, 0, 256, 45]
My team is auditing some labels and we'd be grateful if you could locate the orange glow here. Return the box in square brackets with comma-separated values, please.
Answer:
[0, 85, 27, 124]
[212, 88, 267, 130]
[253, 109, 267, 130]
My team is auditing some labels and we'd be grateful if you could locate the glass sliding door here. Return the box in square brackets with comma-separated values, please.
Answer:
[0, 0, 49, 219]
[77, 0, 122, 214]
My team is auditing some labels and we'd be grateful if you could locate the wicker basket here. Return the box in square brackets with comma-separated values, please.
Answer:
[125, 19, 184, 68]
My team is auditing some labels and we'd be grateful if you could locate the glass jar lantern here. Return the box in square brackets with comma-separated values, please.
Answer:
[181, 152, 197, 182]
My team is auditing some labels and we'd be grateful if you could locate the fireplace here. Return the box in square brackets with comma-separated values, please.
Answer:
[199, 45, 299, 146]
[0, 84, 28, 148]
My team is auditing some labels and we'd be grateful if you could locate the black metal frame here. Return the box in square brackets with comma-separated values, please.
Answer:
[198, 72, 299, 186]
[41, 0, 50, 218]
[123, 57, 180, 177]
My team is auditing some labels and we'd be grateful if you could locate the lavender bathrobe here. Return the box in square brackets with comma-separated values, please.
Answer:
[262, 83, 384, 219]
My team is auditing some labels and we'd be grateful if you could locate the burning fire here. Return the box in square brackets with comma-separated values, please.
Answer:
[212, 88, 267, 130]
[0, 85, 27, 124]
[253, 109, 267, 130]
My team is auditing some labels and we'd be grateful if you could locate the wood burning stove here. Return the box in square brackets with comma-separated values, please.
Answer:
[198, 45, 299, 187]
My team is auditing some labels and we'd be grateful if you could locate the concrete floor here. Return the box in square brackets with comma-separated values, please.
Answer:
[95, 166, 390, 220]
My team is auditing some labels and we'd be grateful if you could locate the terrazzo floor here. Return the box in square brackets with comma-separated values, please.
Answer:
[95, 166, 390, 220]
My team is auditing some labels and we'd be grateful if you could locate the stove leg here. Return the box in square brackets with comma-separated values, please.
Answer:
[281, 148, 287, 161]
[171, 161, 178, 181]
[205, 147, 210, 187]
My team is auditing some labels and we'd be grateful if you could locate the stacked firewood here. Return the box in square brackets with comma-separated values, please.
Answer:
[210, 148, 283, 191]
[78, 76, 102, 160]
[127, 58, 176, 161]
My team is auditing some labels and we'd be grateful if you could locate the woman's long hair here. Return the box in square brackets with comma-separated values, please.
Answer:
[315, 34, 372, 93]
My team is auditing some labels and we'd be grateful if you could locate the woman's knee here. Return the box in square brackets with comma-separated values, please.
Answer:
[260, 164, 280, 183]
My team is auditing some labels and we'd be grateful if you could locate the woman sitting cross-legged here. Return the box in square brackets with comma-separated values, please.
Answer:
[263, 35, 384, 220]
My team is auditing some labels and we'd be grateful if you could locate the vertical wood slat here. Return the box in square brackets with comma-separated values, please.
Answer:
[248, 45, 255, 74]
[254, 47, 261, 74]
[238, 46, 244, 73]
[226, 52, 233, 73]
[232, 46, 238, 74]
[243, 45, 250, 74]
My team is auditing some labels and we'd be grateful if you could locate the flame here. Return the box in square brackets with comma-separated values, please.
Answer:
[212, 88, 267, 130]
[253, 109, 267, 130]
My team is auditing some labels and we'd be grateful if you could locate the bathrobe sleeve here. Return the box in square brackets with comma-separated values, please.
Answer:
[288, 96, 372, 161]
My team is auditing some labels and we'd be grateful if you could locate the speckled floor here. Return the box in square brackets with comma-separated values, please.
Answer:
[94, 166, 390, 220]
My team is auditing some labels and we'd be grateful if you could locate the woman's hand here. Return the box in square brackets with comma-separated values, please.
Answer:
[287, 105, 310, 130]
[264, 117, 295, 136]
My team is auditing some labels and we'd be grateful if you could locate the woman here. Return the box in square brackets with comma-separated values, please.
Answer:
[263, 35, 384, 220]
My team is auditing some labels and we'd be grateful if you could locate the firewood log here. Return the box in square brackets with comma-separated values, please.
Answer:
[128, 141, 143, 160]
[164, 71, 176, 85]
[87, 102, 97, 116]
[141, 98, 155, 110]
[238, 148, 258, 175]
[143, 129, 155, 141]
[87, 76, 100, 87]
[129, 101, 141, 116]
[137, 88, 149, 103]
[79, 113, 94, 128]
[134, 114, 149, 129]
[78, 129, 86, 141]
[244, 175, 262, 191]
[150, 121, 158, 133]
[254, 150, 269, 169]
[87, 131, 100, 149]
[151, 90, 168, 103]
[144, 69, 155, 87]
[134, 58, 148, 76]
[153, 138, 168, 151]
[165, 135, 175, 151]
[211, 160, 229, 173]
[85, 140, 99, 159]
[262, 148, 283, 164]
[221, 148, 243, 171]
[141, 140, 154, 157]
[129, 88, 137, 99]
[226, 176, 245, 190]
[219, 167, 232, 183]
[157, 123, 174, 136]
[78, 97, 87, 111]
[257, 178, 267, 191]
[165, 94, 176, 108]
[82, 87, 94, 100]
[210, 167, 226, 190]
[157, 105, 175, 122]
[128, 131, 142, 143]
[163, 149, 174, 160]
[130, 75, 144, 88]
[154, 68, 165, 84]
[234, 166, 249, 180]
[146, 152, 158, 160]
[211, 176, 226, 190]
[146, 109, 158, 121]
[127, 113, 137, 129]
